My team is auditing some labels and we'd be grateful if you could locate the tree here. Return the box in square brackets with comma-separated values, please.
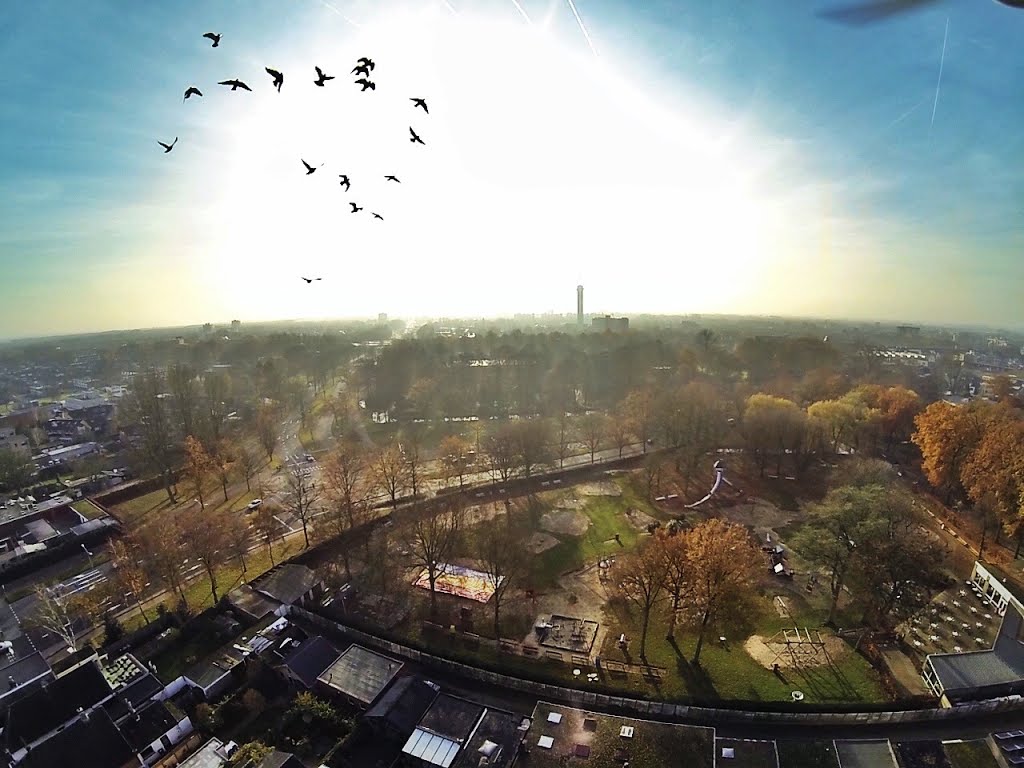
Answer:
[613, 539, 668, 660]
[110, 537, 151, 624]
[288, 376, 312, 430]
[31, 583, 87, 652]
[136, 515, 189, 609]
[876, 386, 922, 449]
[180, 507, 232, 604]
[183, 435, 214, 510]
[666, 382, 729, 484]
[553, 411, 574, 468]
[913, 401, 993, 503]
[126, 371, 178, 503]
[0, 449, 34, 493]
[211, 439, 237, 502]
[252, 504, 283, 566]
[285, 462, 322, 549]
[960, 413, 1024, 536]
[399, 426, 426, 498]
[514, 418, 553, 478]
[483, 425, 518, 484]
[236, 442, 260, 492]
[579, 412, 608, 463]
[201, 370, 231, 445]
[167, 363, 200, 439]
[652, 528, 689, 637]
[808, 398, 858, 454]
[621, 387, 656, 454]
[474, 511, 528, 640]
[372, 440, 409, 511]
[321, 441, 370, 578]
[229, 742, 272, 767]
[439, 434, 472, 488]
[255, 404, 281, 460]
[677, 519, 760, 665]
[790, 485, 886, 625]
[609, 405, 634, 458]
[742, 394, 805, 477]
[403, 498, 464, 617]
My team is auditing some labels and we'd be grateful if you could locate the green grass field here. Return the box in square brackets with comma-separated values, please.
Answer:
[776, 740, 840, 768]
[110, 484, 261, 527]
[71, 499, 106, 520]
[944, 741, 999, 768]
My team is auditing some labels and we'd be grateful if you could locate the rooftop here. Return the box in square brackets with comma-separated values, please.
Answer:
[317, 644, 402, 706]
[834, 740, 898, 768]
[179, 737, 231, 768]
[15, 707, 136, 768]
[226, 583, 280, 622]
[255, 564, 319, 605]
[116, 700, 182, 752]
[454, 706, 522, 768]
[419, 694, 485, 743]
[525, 702, 715, 768]
[365, 675, 439, 741]
[715, 738, 780, 768]
[928, 648, 1024, 692]
[978, 561, 1024, 610]
[281, 635, 340, 689]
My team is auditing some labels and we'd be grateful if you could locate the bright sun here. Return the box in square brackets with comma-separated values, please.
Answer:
[186, 4, 786, 322]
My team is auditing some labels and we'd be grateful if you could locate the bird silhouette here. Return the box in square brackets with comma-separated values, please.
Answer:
[203, 32, 221, 48]
[349, 203, 363, 213]
[410, 97, 428, 113]
[384, 175, 400, 183]
[356, 57, 375, 71]
[302, 160, 323, 175]
[218, 79, 251, 91]
[338, 175, 351, 191]
[301, 277, 322, 283]
[158, 137, 178, 153]
[409, 127, 425, 145]
[183, 86, 202, 101]
[314, 66, 335, 86]
[354, 78, 376, 92]
[265, 68, 284, 92]
[352, 64, 371, 77]
[372, 212, 384, 220]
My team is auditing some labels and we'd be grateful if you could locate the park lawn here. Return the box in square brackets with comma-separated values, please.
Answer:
[944, 741, 1000, 768]
[776, 740, 840, 768]
[111, 484, 262, 528]
[597, 602, 887, 704]
[532, 481, 651, 587]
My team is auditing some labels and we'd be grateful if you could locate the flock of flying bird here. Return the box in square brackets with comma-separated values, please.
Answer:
[158, 31, 432, 284]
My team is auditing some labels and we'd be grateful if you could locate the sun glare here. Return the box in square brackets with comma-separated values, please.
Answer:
[181, 4, 794, 322]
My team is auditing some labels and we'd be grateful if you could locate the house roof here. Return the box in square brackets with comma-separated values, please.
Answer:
[255, 564, 319, 605]
[282, 635, 340, 689]
[116, 700, 182, 752]
[184, 647, 246, 692]
[365, 675, 439, 740]
[403, 727, 461, 768]
[103, 672, 165, 722]
[258, 751, 305, 768]
[317, 644, 402, 705]
[418, 694, 485, 743]
[179, 738, 230, 768]
[226, 584, 279, 621]
[454, 706, 521, 768]
[4, 660, 112, 749]
[928, 648, 1024, 693]
[17, 707, 136, 768]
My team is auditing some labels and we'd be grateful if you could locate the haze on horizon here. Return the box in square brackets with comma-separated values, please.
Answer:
[2, 0, 1023, 339]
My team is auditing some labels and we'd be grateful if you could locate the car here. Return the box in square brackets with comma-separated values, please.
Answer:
[305, 454, 315, 462]
[246, 499, 263, 511]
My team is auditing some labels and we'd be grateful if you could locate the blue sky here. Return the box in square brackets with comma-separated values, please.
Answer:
[1, 0, 1022, 338]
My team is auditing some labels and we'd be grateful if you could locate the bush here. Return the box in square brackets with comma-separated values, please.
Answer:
[103, 615, 125, 645]
[194, 702, 220, 732]
[241, 689, 267, 716]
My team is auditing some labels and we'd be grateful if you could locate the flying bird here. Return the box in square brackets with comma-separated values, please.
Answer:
[265, 68, 284, 92]
[302, 160, 323, 175]
[183, 86, 202, 101]
[300, 277, 322, 283]
[203, 32, 221, 47]
[314, 66, 335, 86]
[218, 79, 251, 91]
[338, 175, 351, 191]
[352, 64, 371, 77]
[356, 57, 375, 71]
[410, 97, 428, 113]
[354, 78, 376, 92]
[384, 175, 400, 183]
[158, 137, 178, 153]
[349, 203, 363, 213]
[372, 212, 384, 220]
[409, 127, 425, 145]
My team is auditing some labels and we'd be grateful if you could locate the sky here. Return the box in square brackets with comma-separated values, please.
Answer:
[1, 0, 1023, 339]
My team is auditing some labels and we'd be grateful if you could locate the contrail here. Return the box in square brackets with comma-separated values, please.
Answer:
[510, 0, 532, 23]
[885, 97, 927, 130]
[565, 0, 598, 58]
[929, 17, 949, 134]
[316, 0, 361, 28]
[441, 0, 458, 15]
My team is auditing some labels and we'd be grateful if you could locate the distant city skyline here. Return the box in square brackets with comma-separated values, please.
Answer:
[2, 0, 1023, 338]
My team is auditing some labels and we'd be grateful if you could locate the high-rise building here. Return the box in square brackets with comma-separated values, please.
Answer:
[592, 315, 629, 333]
[576, 285, 584, 326]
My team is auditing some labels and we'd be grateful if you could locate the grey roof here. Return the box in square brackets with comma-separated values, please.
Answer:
[184, 647, 245, 692]
[4, 660, 112, 749]
[255, 564, 319, 605]
[419, 694, 485, 743]
[454, 707, 521, 768]
[259, 751, 304, 768]
[928, 649, 1024, 692]
[179, 738, 230, 768]
[282, 636, 340, 689]
[365, 676, 439, 739]
[17, 707, 136, 768]
[116, 700, 182, 752]
[318, 645, 402, 705]
[227, 584, 279, 621]
[834, 740, 897, 768]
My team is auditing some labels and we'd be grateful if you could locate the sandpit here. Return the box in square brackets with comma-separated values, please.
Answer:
[624, 507, 658, 531]
[744, 633, 852, 670]
[525, 531, 560, 554]
[541, 509, 591, 536]
[464, 502, 506, 526]
[576, 481, 622, 497]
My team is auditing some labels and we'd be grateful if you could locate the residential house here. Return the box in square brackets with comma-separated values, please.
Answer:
[0, 428, 29, 456]
[317, 645, 403, 709]
[364, 676, 440, 744]
[399, 694, 524, 768]
[277, 636, 340, 691]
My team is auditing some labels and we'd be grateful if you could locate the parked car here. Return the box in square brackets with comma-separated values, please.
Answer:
[247, 498, 263, 511]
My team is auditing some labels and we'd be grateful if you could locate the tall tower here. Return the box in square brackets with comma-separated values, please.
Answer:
[576, 284, 584, 326]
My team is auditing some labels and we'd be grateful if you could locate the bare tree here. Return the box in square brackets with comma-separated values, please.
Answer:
[126, 371, 178, 503]
[403, 498, 465, 617]
[110, 537, 151, 624]
[609, 404, 634, 458]
[31, 584, 86, 652]
[212, 439, 236, 502]
[136, 515, 189, 610]
[285, 463, 322, 548]
[514, 418, 553, 478]
[183, 435, 213, 510]
[373, 440, 409, 511]
[484, 425, 518, 484]
[321, 441, 371, 578]
[236, 442, 260, 492]
[438, 434, 472, 489]
[400, 426, 426, 498]
[554, 412, 574, 469]
[252, 504, 284, 566]
[652, 529, 688, 638]
[255, 404, 281, 460]
[167, 363, 200, 438]
[201, 370, 231, 444]
[180, 507, 233, 605]
[613, 540, 668, 660]
[579, 412, 609, 464]
[621, 387, 656, 454]
[474, 510, 528, 639]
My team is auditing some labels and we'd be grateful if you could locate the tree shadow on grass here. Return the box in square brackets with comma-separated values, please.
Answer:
[667, 635, 720, 700]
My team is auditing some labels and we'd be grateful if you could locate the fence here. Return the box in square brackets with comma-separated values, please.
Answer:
[286, 606, 1024, 729]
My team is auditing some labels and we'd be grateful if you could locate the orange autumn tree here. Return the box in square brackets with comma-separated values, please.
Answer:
[183, 435, 214, 510]
[912, 401, 993, 503]
[960, 412, 1024, 539]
